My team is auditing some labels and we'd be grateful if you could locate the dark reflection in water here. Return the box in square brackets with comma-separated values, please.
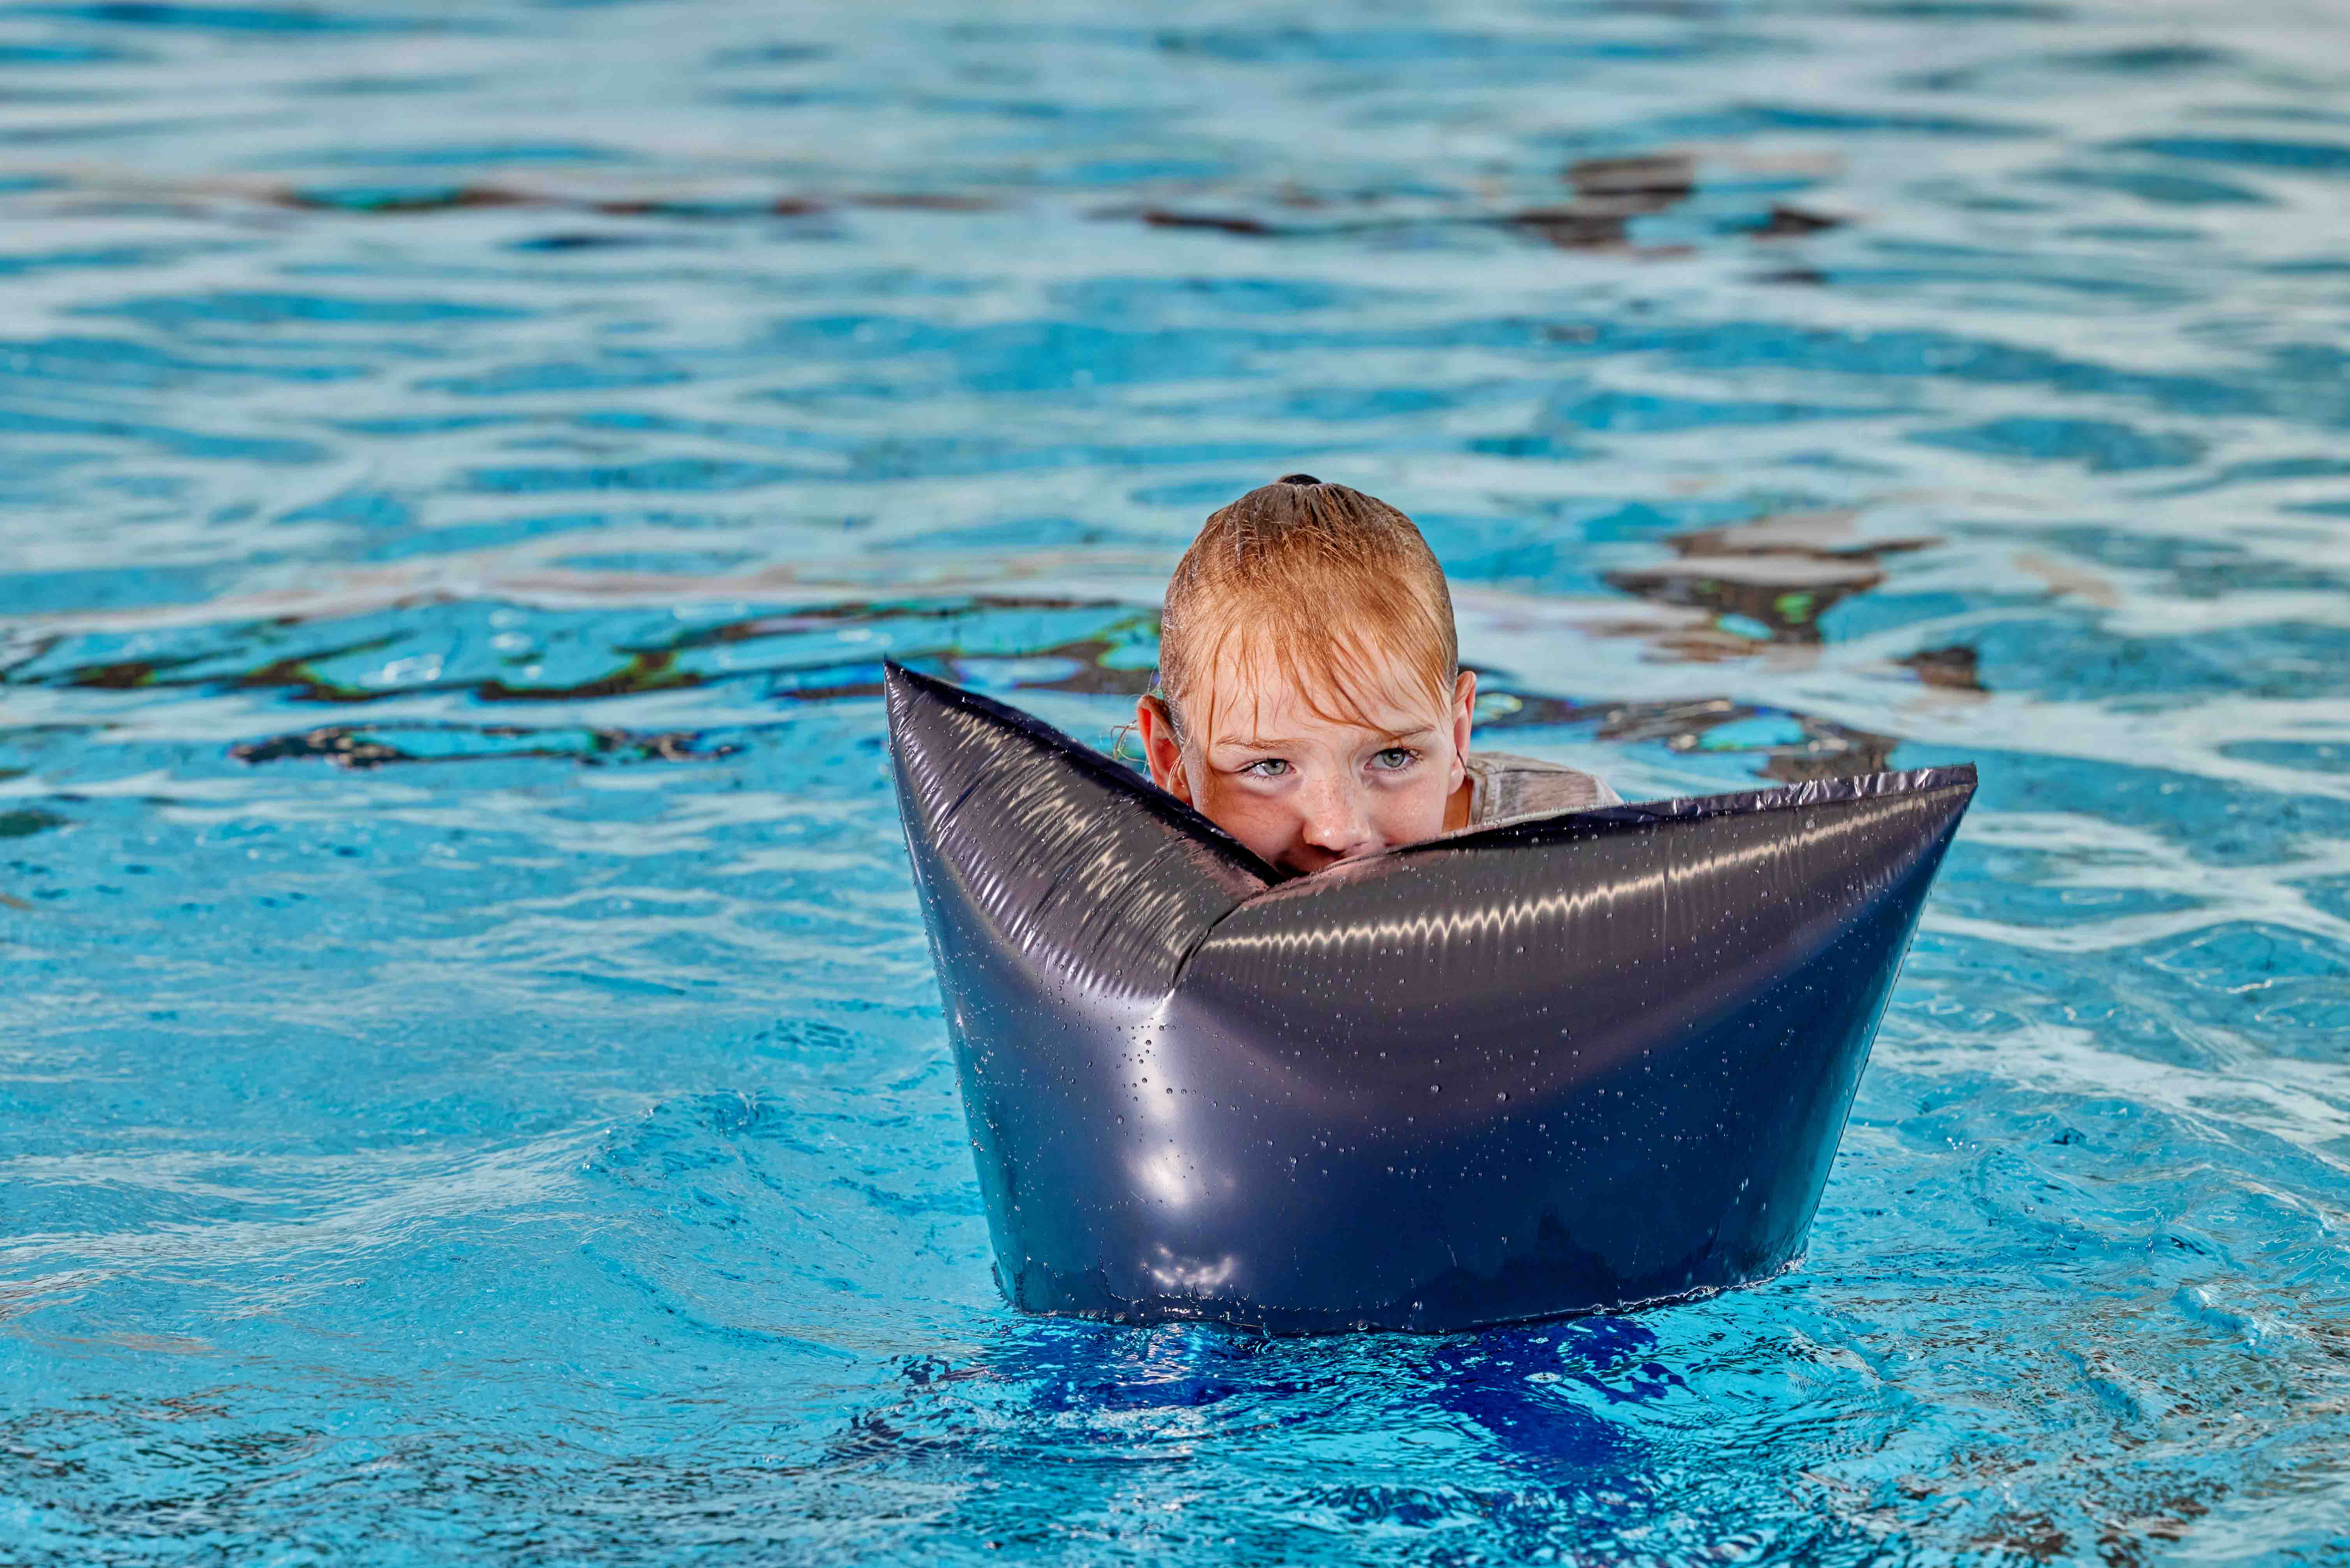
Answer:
[823, 1317, 1677, 1537]
[1604, 506, 1948, 644]
[230, 722, 737, 769]
[1898, 644, 1986, 691]
[1423, 1319, 1675, 1474]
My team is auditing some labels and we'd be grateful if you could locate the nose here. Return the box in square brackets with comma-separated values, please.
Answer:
[1297, 774, 1382, 862]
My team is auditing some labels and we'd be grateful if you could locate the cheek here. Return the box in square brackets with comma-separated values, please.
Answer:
[1370, 769, 1453, 838]
[1194, 776, 1303, 859]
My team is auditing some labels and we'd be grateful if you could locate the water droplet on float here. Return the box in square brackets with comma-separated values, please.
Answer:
[1497, 1091, 1510, 1102]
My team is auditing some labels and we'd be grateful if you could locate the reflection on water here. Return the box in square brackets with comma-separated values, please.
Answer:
[3, 0, 2350, 1561]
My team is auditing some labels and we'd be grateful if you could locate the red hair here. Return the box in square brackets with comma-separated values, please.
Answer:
[1156, 476, 1457, 744]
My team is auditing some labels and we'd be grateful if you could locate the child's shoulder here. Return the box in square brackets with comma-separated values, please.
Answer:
[1463, 750, 1621, 825]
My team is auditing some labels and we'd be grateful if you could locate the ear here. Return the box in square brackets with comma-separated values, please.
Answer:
[1135, 694, 1193, 804]
[1447, 668, 1477, 792]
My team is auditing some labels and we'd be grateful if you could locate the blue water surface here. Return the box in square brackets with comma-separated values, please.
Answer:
[3, 0, 2349, 1562]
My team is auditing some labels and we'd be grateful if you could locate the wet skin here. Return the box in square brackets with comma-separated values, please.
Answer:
[1136, 658, 1478, 877]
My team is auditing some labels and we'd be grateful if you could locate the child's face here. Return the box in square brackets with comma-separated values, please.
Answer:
[1137, 652, 1477, 877]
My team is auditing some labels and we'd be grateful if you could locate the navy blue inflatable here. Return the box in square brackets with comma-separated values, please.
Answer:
[885, 663, 1973, 1333]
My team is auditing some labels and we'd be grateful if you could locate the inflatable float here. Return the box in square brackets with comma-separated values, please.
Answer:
[885, 663, 1974, 1334]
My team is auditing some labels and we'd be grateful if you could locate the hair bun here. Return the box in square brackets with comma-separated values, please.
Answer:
[1275, 472, 1320, 485]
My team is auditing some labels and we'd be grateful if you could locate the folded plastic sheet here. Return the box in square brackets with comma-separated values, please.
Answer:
[885, 663, 1976, 1334]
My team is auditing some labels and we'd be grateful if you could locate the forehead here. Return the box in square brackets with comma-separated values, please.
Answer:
[1193, 639, 1447, 744]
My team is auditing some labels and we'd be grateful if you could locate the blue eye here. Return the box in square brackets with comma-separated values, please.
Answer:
[1373, 748, 1417, 771]
[1244, 758, 1290, 778]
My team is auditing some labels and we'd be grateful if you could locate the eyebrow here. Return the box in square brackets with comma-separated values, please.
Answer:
[1209, 724, 1439, 753]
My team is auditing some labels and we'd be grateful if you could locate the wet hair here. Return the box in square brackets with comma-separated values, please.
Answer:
[1154, 475, 1457, 746]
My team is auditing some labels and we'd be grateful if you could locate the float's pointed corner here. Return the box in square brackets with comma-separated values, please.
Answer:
[1920, 763, 1976, 847]
[881, 670, 1273, 1307]
[884, 665, 1266, 1001]
[880, 659, 951, 768]
[1859, 763, 1975, 907]
[879, 656, 922, 714]
[1151, 762, 1976, 1330]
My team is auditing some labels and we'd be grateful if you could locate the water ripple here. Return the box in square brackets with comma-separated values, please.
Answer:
[2, 0, 2349, 1561]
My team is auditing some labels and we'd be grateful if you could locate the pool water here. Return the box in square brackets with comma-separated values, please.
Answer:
[3, 0, 2348, 1561]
